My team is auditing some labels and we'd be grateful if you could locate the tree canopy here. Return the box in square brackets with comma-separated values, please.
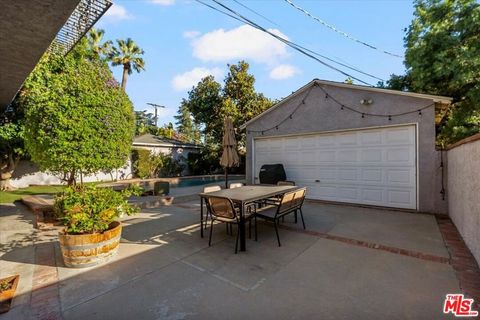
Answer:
[394, 0, 480, 144]
[20, 40, 135, 185]
[179, 61, 273, 149]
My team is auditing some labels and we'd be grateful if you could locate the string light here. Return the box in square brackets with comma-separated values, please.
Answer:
[246, 84, 435, 134]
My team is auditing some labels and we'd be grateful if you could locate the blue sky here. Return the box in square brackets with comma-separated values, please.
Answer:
[96, 0, 414, 127]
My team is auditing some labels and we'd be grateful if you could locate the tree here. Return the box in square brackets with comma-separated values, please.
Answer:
[174, 101, 201, 144]
[179, 61, 273, 173]
[0, 103, 25, 190]
[86, 28, 113, 59]
[377, 74, 411, 91]
[110, 38, 145, 90]
[21, 41, 135, 185]
[134, 110, 157, 135]
[156, 122, 177, 139]
[222, 61, 274, 149]
[404, 0, 480, 144]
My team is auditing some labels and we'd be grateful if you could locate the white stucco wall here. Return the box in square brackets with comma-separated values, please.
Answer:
[10, 160, 132, 188]
[447, 134, 480, 264]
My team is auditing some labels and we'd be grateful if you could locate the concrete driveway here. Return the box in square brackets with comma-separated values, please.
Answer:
[0, 200, 468, 319]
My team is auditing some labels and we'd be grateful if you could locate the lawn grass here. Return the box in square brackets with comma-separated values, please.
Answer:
[0, 185, 65, 204]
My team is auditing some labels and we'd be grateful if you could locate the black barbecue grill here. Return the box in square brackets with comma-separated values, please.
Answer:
[258, 164, 287, 185]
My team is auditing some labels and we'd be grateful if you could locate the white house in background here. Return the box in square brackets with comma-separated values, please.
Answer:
[132, 133, 201, 165]
[10, 134, 200, 188]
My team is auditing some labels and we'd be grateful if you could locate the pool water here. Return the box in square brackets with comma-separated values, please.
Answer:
[170, 176, 244, 188]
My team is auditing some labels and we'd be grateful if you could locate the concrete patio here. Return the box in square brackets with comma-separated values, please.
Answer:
[0, 199, 468, 319]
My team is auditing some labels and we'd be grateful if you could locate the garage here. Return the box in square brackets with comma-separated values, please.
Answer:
[243, 79, 452, 213]
[253, 125, 417, 209]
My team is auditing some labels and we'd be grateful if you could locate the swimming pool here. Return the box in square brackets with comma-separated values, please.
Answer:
[170, 176, 244, 188]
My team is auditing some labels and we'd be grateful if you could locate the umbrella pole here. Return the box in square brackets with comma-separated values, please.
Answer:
[225, 167, 228, 189]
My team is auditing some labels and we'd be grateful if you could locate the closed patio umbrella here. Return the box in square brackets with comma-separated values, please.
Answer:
[220, 117, 240, 188]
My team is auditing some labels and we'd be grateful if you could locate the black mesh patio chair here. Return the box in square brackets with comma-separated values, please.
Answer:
[256, 188, 306, 247]
[206, 196, 257, 254]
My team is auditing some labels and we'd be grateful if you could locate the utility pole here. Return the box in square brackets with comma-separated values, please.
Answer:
[146, 103, 165, 127]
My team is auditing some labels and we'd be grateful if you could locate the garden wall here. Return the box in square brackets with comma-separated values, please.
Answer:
[10, 160, 132, 188]
[447, 133, 480, 264]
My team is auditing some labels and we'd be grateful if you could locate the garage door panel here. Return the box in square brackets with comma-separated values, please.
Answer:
[362, 188, 384, 203]
[362, 168, 383, 183]
[254, 125, 416, 209]
[338, 168, 358, 181]
[318, 150, 336, 162]
[361, 149, 383, 162]
[388, 189, 414, 207]
[386, 127, 414, 144]
[387, 169, 414, 185]
[386, 147, 414, 164]
[337, 150, 358, 162]
[338, 187, 359, 201]
[338, 132, 358, 145]
[360, 130, 383, 145]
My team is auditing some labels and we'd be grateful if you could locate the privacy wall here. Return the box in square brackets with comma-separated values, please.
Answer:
[447, 133, 480, 263]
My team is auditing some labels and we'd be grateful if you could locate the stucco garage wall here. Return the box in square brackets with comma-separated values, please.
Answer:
[245, 82, 447, 214]
[447, 134, 480, 263]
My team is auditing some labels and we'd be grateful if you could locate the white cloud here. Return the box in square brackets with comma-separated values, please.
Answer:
[172, 67, 223, 91]
[149, 0, 175, 5]
[103, 4, 131, 21]
[183, 30, 201, 39]
[269, 64, 299, 80]
[192, 25, 289, 64]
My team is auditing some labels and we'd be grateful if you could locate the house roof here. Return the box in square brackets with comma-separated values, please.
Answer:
[0, 0, 111, 109]
[133, 134, 201, 149]
[240, 79, 453, 129]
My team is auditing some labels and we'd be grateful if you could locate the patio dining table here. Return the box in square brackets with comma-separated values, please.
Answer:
[199, 185, 298, 252]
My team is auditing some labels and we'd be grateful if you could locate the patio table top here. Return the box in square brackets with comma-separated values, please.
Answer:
[198, 185, 298, 203]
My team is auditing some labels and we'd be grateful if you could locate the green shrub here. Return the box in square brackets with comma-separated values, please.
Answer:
[132, 149, 160, 179]
[132, 148, 184, 178]
[54, 185, 139, 234]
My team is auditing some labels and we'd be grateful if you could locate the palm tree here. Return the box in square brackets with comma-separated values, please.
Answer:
[109, 38, 145, 91]
[87, 28, 113, 58]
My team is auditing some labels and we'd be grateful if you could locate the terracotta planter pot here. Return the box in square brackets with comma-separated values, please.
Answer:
[59, 221, 122, 268]
[0, 275, 19, 314]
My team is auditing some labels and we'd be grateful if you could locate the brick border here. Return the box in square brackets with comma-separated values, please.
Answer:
[277, 224, 451, 264]
[30, 242, 62, 320]
[435, 215, 480, 309]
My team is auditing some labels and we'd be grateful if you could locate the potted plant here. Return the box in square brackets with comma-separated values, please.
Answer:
[54, 185, 140, 268]
[0, 275, 19, 314]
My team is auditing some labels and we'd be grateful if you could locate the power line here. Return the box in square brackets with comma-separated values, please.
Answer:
[230, 0, 384, 82]
[198, 0, 377, 85]
[231, 0, 280, 27]
[283, 0, 403, 58]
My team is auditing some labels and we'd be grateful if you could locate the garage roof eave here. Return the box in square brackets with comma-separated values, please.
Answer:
[240, 79, 453, 130]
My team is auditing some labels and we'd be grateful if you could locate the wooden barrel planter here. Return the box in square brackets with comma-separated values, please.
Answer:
[58, 221, 122, 268]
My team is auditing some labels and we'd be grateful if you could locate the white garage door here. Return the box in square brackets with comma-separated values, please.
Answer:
[253, 125, 417, 209]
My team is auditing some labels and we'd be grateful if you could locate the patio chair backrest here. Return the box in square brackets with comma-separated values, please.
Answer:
[293, 188, 306, 208]
[277, 190, 297, 214]
[206, 196, 237, 220]
[277, 181, 295, 186]
[229, 182, 244, 189]
[203, 185, 221, 193]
